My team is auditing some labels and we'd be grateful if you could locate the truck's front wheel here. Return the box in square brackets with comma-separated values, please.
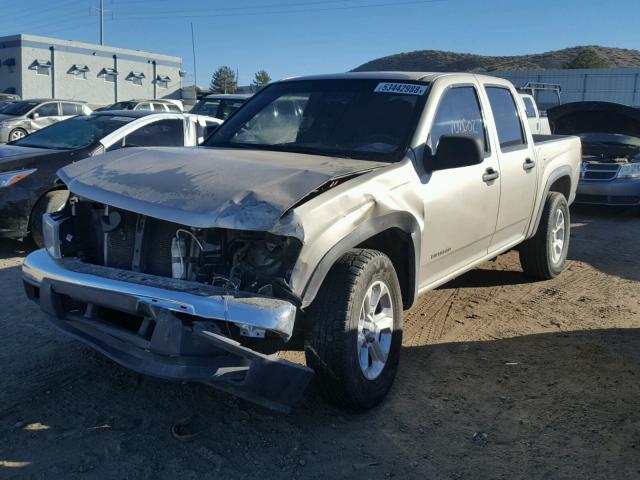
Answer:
[519, 192, 570, 279]
[304, 249, 403, 410]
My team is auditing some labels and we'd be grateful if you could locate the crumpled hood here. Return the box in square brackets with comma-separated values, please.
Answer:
[58, 147, 386, 231]
[548, 101, 640, 138]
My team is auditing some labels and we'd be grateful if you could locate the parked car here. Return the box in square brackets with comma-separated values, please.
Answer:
[22, 72, 580, 412]
[0, 110, 220, 246]
[190, 93, 251, 120]
[0, 101, 16, 113]
[0, 99, 91, 143]
[519, 93, 551, 134]
[548, 101, 640, 206]
[96, 99, 183, 113]
[0, 93, 21, 101]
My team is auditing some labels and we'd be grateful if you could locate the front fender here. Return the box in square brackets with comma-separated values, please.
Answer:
[294, 211, 421, 309]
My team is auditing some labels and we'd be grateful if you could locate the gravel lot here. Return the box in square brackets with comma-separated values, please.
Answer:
[1, 206, 639, 480]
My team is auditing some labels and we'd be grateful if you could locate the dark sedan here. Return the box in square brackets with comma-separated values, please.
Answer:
[0, 110, 220, 245]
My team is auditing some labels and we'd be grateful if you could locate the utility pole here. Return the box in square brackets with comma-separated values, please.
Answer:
[190, 22, 197, 89]
[91, 0, 111, 45]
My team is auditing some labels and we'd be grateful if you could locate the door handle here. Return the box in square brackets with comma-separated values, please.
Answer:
[523, 158, 536, 171]
[482, 168, 499, 182]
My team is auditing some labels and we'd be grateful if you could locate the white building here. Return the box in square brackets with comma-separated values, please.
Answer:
[0, 34, 184, 106]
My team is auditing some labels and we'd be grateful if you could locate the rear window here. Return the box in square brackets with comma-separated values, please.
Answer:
[486, 87, 526, 149]
[521, 96, 536, 118]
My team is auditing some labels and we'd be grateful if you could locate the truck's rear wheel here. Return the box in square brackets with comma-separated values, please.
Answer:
[304, 249, 403, 410]
[519, 192, 570, 279]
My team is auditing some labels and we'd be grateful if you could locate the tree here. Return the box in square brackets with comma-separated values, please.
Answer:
[210, 66, 237, 94]
[565, 48, 609, 69]
[252, 70, 272, 88]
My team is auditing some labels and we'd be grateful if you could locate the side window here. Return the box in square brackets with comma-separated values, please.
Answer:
[486, 87, 526, 149]
[137, 103, 153, 111]
[34, 103, 59, 117]
[430, 86, 487, 153]
[152, 103, 168, 111]
[61, 102, 83, 116]
[167, 104, 181, 112]
[123, 119, 184, 147]
[522, 97, 536, 118]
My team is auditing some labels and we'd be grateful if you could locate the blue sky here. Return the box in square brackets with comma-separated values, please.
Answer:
[3, 0, 640, 87]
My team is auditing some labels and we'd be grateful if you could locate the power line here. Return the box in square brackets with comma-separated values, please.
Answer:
[114, 0, 448, 20]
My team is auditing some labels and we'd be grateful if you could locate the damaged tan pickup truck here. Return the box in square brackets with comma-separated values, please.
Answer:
[22, 72, 581, 412]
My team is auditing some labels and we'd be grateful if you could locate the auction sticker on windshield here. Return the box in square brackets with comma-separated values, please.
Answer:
[374, 82, 428, 95]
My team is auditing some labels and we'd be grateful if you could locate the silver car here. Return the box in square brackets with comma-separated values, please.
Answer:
[0, 99, 92, 143]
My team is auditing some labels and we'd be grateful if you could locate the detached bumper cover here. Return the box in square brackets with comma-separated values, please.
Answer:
[22, 249, 313, 412]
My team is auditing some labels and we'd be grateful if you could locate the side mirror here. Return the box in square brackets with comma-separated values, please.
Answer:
[31, 112, 40, 120]
[423, 135, 483, 172]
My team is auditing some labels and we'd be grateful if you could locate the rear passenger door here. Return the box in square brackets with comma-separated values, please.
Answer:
[420, 84, 501, 286]
[484, 85, 538, 252]
[60, 102, 84, 120]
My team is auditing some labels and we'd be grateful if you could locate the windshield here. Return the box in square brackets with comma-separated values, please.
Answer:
[192, 98, 247, 119]
[206, 79, 429, 161]
[109, 101, 137, 110]
[2, 100, 39, 116]
[12, 114, 134, 149]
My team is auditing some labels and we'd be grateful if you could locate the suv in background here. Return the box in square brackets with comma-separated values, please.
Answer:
[0, 99, 91, 142]
[97, 99, 183, 113]
[190, 93, 251, 120]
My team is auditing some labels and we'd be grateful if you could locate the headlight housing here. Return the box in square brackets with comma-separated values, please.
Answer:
[0, 168, 37, 187]
[617, 163, 640, 179]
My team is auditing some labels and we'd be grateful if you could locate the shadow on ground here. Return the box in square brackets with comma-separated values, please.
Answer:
[2, 328, 639, 480]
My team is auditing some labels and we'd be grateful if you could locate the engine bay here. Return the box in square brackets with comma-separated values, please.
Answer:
[59, 197, 302, 304]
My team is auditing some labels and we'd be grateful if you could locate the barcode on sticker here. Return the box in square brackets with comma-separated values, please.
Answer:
[374, 82, 427, 95]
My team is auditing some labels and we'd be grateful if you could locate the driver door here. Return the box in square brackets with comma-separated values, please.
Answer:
[419, 84, 501, 287]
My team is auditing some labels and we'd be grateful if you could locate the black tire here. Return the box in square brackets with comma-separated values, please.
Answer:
[519, 192, 570, 279]
[29, 190, 69, 248]
[304, 249, 403, 410]
[8, 128, 27, 142]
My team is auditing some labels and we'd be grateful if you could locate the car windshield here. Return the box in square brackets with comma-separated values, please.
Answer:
[2, 100, 39, 116]
[12, 114, 134, 149]
[109, 101, 137, 110]
[206, 79, 429, 162]
[0, 102, 15, 112]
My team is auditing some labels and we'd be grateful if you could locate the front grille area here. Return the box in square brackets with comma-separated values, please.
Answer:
[582, 163, 620, 181]
[100, 208, 179, 277]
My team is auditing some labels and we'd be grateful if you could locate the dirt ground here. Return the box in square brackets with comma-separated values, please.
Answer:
[1, 205, 639, 480]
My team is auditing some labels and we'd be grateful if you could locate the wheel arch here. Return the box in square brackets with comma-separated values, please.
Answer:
[528, 166, 573, 239]
[299, 212, 421, 310]
[28, 185, 69, 232]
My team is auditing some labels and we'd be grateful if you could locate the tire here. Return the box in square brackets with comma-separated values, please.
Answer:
[29, 190, 69, 248]
[304, 249, 403, 410]
[8, 128, 27, 142]
[519, 192, 570, 279]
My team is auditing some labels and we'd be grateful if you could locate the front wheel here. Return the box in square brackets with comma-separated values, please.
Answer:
[29, 190, 69, 248]
[519, 192, 570, 279]
[8, 128, 27, 142]
[304, 249, 403, 410]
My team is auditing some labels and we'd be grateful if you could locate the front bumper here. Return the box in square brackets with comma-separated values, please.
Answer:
[576, 178, 640, 206]
[22, 249, 313, 412]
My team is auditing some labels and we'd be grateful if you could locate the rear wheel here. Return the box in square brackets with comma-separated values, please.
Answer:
[519, 192, 570, 279]
[304, 249, 403, 410]
[29, 190, 69, 248]
[8, 128, 27, 142]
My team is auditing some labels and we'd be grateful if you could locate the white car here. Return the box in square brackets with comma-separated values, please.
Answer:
[519, 93, 551, 135]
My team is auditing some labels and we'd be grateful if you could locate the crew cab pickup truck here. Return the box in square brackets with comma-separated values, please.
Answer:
[22, 72, 581, 412]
